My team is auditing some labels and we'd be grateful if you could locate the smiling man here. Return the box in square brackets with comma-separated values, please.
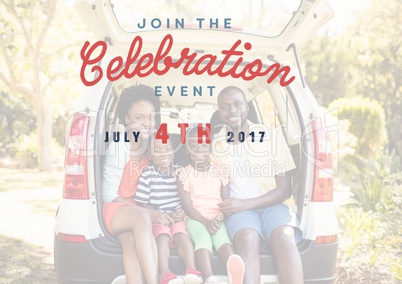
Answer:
[211, 86, 303, 284]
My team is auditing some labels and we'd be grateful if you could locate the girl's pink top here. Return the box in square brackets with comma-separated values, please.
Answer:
[175, 163, 229, 219]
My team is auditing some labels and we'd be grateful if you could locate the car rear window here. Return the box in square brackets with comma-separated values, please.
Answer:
[254, 87, 301, 146]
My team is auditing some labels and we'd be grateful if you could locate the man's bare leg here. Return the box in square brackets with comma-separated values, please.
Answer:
[233, 228, 260, 284]
[270, 225, 303, 284]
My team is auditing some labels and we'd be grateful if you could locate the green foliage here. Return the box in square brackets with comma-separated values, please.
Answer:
[349, 149, 402, 213]
[0, 1, 92, 169]
[15, 133, 38, 168]
[349, 149, 402, 214]
[338, 172, 402, 270]
[348, 0, 402, 158]
[351, 178, 383, 212]
[382, 173, 402, 282]
[364, 150, 402, 179]
[304, 0, 402, 158]
[302, 1, 402, 278]
[389, 258, 402, 282]
[329, 97, 386, 158]
[339, 208, 383, 258]
[14, 132, 64, 168]
[0, 91, 36, 155]
[383, 173, 402, 235]
[303, 35, 354, 106]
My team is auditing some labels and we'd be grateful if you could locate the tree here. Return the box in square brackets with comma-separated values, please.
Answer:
[0, 0, 58, 170]
[329, 97, 386, 158]
[347, 0, 402, 157]
[303, 0, 401, 157]
[302, 34, 355, 107]
[0, 0, 90, 170]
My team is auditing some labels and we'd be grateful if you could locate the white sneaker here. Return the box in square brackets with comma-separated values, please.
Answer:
[227, 255, 245, 284]
[204, 275, 219, 284]
[110, 275, 127, 284]
[184, 268, 203, 284]
[183, 274, 203, 284]
[204, 275, 228, 284]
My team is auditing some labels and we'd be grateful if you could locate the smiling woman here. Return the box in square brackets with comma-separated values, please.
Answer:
[100, 84, 161, 284]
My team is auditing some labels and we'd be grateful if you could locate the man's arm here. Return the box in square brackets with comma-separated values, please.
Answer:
[219, 174, 292, 215]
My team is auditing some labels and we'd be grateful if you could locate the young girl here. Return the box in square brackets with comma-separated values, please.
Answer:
[175, 127, 245, 284]
[135, 135, 203, 284]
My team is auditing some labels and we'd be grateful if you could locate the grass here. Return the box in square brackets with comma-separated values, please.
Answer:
[0, 235, 56, 284]
[0, 167, 61, 283]
[0, 168, 62, 193]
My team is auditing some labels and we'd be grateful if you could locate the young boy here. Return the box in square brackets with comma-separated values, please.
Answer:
[135, 135, 202, 284]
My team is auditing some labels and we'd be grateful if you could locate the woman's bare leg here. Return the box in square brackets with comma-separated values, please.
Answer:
[156, 234, 171, 276]
[117, 232, 145, 284]
[111, 205, 158, 284]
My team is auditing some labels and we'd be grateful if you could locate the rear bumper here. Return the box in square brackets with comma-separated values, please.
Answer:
[54, 236, 337, 284]
[301, 241, 338, 283]
[54, 236, 124, 284]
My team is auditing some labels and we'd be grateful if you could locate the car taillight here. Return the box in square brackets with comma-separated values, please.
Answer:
[315, 235, 337, 245]
[58, 233, 87, 243]
[311, 119, 333, 202]
[63, 113, 90, 199]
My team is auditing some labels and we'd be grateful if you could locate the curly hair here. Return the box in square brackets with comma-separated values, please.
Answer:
[116, 84, 161, 126]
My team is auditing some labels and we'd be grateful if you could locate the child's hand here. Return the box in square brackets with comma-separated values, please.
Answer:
[150, 211, 174, 226]
[206, 219, 221, 234]
[215, 212, 224, 223]
[171, 208, 185, 223]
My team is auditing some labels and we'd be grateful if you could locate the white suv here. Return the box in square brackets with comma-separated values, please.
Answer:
[54, 0, 338, 283]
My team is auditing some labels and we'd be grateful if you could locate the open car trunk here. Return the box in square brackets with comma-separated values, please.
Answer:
[91, 63, 309, 276]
